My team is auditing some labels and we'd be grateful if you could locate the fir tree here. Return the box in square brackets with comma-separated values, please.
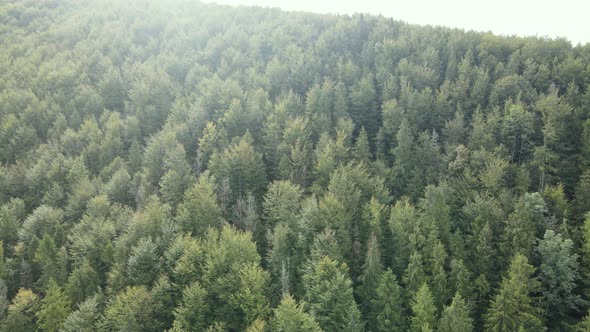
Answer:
[36, 279, 71, 332]
[410, 283, 437, 332]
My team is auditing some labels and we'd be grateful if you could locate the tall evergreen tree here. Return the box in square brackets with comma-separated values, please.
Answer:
[410, 283, 437, 332]
[484, 254, 545, 332]
[358, 233, 383, 318]
[271, 295, 322, 332]
[537, 230, 582, 323]
[171, 282, 209, 332]
[36, 279, 71, 332]
[303, 256, 362, 332]
[372, 269, 404, 332]
[438, 292, 473, 332]
[175, 172, 224, 236]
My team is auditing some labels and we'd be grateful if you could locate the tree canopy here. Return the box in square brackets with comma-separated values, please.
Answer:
[1, 0, 590, 330]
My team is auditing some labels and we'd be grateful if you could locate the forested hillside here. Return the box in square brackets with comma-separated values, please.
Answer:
[1, 0, 590, 331]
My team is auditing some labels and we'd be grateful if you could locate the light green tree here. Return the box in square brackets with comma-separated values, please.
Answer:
[36, 278, 71, 332]
[438, 293, 473, 332]
[410, 283, 437, 332]
[303, 256, 362, 332]
[171, 282, 209, 332]
[271, 295, 322, 332]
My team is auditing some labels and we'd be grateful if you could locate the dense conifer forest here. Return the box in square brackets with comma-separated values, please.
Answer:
[1, 0, 590, 331]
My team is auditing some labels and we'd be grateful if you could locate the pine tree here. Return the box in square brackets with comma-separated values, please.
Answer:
[358, 233, 383, 319]
[502, 194, 543, 260]
[127, 237, 160, 286]
[172, 282, 209, 331]
[392, 119, 416, 197]
[429, 238, 449, 309]
[62, 295, 102, 332]
[403, 252, 427, 298]
[36, 278, 71, 332]
[484, 254, 545, 332]
[3, 288, 40, 332]
[230, 263, 270, 328]
[101, 286, 158, 332]
[352, 126, 371, 164]
[537, 230, 582, 322]
[246, 319, 266, 332]
[271, 295, 322, 332]
[410, 283, 437, 332]
[372, 269, 404, 332]
[449, 258, 473, 300]
[263, 180, 303, 228]
[438, 293, 473, 332]
[388, 198, 417, 274]
[267, 223, 293, 298]
[0, 279, 7, 317]
[303, 256, 362, 331]
[65, 259, 99, 304]
[209, 134, 267, 201]
[577, 309, 590, 332]
[574, 171, 590, 220]
[175, 172, 224, 236]
[34, 233, 66, 290]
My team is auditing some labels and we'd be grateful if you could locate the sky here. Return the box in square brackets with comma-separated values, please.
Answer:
[203, 0, 590, 45]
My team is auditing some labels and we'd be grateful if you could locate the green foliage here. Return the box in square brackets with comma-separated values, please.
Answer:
[172, 282, 209, 332]
[36, 279, 71, 332]
[2, 288, 40, 332]
[271, 295, 322, 332]
[438, 293, 473, 332]
[358, 233, 383, 318]
[62, 295, 102, 332]
[65, 259, 100, 304]
[101, 286, 159, 332]
[33, 234, 67, 290]
[484, 254, 545, 332]
[303, 256, 362, 331]
[372, 269, 404, 332]
[209, 135, 267, 201]
[0, 1, 589, 330]
[175, 172, 223, 236]
[537, 230, 582, 322]
[127, 237, 160, 286]
[263, 180, 303, 228]
[410, 283, 437, 332]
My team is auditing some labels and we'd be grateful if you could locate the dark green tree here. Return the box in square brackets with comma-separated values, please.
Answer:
[372, 269, 404, 332]
[484, 254, 545, 332]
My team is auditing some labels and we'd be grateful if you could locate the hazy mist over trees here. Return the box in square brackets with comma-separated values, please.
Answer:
[1, 0, 590, 331]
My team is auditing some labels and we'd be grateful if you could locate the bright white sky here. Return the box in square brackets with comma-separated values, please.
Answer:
[204, 0, 590, 45]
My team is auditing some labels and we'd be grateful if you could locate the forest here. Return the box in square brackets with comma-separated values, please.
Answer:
[1, 0, 590, 331]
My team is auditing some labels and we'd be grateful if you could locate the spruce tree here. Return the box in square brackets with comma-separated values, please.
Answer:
[271, 295, 322, 332]
[36, 278, 71, 332]
[438, 293, 473, 332]
[484, 254, 545, 332]
[372, 269, 404, 332]
[358, 233, 383, 319]
[172, 282, 209, 332]
[303, 256, 362, 331]
[410, 283, 437, 332]
[537, 230, 582, 322]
